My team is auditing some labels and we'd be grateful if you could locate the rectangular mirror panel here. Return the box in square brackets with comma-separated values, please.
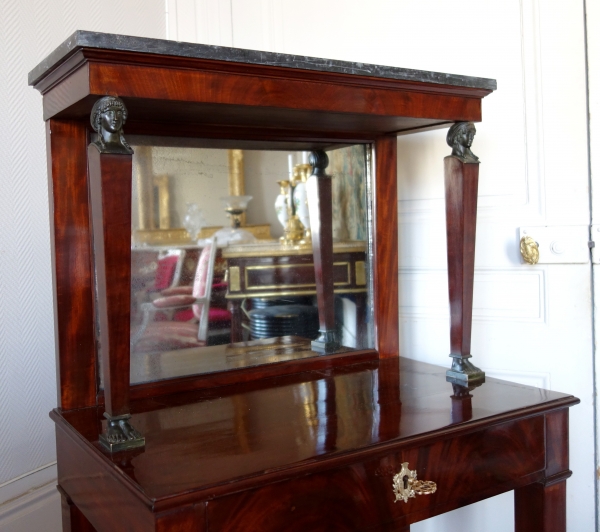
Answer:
[101, 139, 376, 385]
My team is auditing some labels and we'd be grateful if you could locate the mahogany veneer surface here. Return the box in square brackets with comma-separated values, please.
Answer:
[55, 357, 577, 508]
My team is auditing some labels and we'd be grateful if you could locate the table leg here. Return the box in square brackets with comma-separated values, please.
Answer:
[515, 481, 567, 532]
[60, 488, 96, 532]
[228, 299, 243, 343]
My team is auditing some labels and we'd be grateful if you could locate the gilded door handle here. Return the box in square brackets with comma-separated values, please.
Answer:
[520, 236, 539, 265]
[392, 462, 437, 503]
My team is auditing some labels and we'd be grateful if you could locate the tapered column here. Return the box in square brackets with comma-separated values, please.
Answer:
[306, 150, 339, 352]
[444, 122, 485, 386]
[88, 96, 144, 452]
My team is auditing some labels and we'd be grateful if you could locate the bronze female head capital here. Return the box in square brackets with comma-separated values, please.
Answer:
[90, 96, 134, 155]
[446, 121, 479, 164]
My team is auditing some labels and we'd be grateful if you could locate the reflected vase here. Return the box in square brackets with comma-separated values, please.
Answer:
[274, 181, 290, 230]
[183, 203, 207, 242]
[293, 181, 310, 231]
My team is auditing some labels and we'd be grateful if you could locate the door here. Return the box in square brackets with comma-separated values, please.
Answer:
[168, 1, 595, 529]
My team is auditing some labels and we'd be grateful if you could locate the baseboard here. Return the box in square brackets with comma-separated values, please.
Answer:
[0, 463, 57, 506]
[0, 481, 61, 531]
[0, 465, 61, 532]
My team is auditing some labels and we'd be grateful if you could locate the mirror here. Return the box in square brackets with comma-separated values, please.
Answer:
[126, 138, 374, 384]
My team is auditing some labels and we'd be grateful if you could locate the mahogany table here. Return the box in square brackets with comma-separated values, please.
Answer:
[54, 353, 577, 531]
[29, 31, 578, 531]
[222, 241, 368, 343]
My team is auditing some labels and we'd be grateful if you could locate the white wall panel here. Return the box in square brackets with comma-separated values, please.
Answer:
[0, 0, 166, 521]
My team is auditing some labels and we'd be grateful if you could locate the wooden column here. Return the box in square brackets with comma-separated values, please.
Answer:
[88, 146, 133, 419]
[46, 120, 97, 411]
[515, 409, 571, 531]
[87, 121, 144, 451]
[444, 155, 484, 385]
[373, 136, 399, 359]
[307, 150, 338, 352]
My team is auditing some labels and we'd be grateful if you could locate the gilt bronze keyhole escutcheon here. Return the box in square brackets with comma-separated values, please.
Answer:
[392, 462, 437, 503]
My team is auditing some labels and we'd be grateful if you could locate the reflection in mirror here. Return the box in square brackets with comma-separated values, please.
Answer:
[127, 140, 374, 384]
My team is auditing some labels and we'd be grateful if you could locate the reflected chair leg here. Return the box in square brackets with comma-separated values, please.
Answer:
[59, 488, 96, 532]
[515, 481, 567, 532]
[229, 299, 243, 343]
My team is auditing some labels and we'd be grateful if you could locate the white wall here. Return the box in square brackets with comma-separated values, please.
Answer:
[0, 1, 165, 528]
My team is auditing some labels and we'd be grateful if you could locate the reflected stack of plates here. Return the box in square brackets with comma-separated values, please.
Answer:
[249, 304, 319, 340]
[250, 296, 313, 310]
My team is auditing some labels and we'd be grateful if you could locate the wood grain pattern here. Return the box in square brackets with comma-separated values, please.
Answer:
[57, 358, 577, 508]
[206, 416, 544, 531]
[38, 50, 487, 127]
[34, 49, 493, 99]
[87, 147, 133, 417]
[46, 120, 96, 410]
[53, 356, 577, 531]
[374, 137, 399, 359]
[544, 409, 570, 477]
[515, 481, 567, 532]
[56, 424, 155, 532]
[444, 157, 479, 358]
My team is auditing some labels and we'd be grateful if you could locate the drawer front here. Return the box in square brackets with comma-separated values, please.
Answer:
[207, 416, 545, 532]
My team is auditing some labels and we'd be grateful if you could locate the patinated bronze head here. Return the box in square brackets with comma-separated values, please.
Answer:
[446, 121, 479, 163]
[90, 96, 133, 155]
[309, 150, 329, 177]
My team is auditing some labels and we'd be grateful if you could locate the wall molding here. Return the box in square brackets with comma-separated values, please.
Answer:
[0, 477, 59, 531]
[485, 368, 550, 390]
[399, 268, 546, 323]
[398, 0, 547, 224]
[0, 463, 57, 507]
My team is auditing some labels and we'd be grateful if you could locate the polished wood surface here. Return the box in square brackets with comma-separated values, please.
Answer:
[444, 157, 479, 358]
[59, 488, 96, 532]
[373, 136, 399, 359]
[47, 119, 96, 411]
[37, 49, 488, 129]
[88, 148, 133, 417]
[53, 357, 577, 531]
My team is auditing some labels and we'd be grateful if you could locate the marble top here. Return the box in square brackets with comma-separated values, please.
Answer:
[28, 30, 497, 90]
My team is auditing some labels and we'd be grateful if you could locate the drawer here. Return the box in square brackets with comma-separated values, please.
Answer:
[206, 416, 545, 532]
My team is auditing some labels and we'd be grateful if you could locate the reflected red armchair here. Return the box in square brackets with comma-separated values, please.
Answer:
[131, 238, 230, 352]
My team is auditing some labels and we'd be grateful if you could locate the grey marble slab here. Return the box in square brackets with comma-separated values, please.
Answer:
[29, 30, 497, 91]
